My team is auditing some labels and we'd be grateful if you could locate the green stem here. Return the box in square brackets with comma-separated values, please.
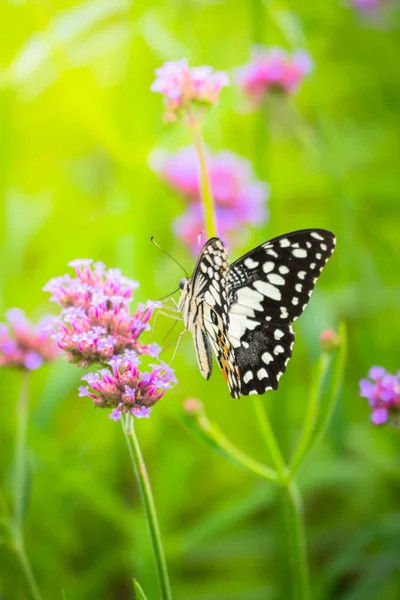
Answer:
[307, 323, 347, 457]
[14, 542, 43, 600]
[183, 410, 278, 483]
[12, 372, 43, 600]
[284, 481, 311, 600]
[123, 415, 172, 600]
[189, 115, 217, 238]
[252, 397, 287, 481]
[13, 371, 29, 533]
[290, 352, 331, 475]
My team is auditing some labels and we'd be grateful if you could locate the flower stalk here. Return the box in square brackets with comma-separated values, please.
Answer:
[12, 373, 43, 600]
[189, 115, 217, 238]
[123, 415, 172, 600]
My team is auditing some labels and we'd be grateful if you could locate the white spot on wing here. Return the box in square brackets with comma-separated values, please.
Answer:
[257, 368, 268, 380]
[298, 271, 306, 280]
[262, 261, 275, 273]
[253, 280, 281, 301]
[279, 265, 289, 275]
[292, 297, 299, 305]
[311, 232, 324, 240]
[274, 345, 284, 355]
[279, 238, 291, 248]
[244, 258, 259, 269]
[267, 273, 285, 286]
[235, 286, 264, 311]
[280, 306, 288, 319]
[274, 329, 284, 339]
[243, 371, 253, 383]
[293, 248, 307, 258]
[262, 352, 273, 364]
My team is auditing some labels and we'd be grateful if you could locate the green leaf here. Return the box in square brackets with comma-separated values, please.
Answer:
[132, 579, 148, 600]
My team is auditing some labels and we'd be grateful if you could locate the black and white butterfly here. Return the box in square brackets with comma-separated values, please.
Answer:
[177, 229, 336, 398]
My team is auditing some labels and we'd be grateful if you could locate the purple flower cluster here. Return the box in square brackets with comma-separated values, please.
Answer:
[0, 308, 58, 370]
[44, 259, 176, 420]
[151, 146, 269, 252]
[151, 59, 229, 122]
[79, 351, 177, 421]
[236, 46, 312, 107]
[359, 366, 400, 425]
[44, 260, 161, 367]
[349, 0, 383, 12]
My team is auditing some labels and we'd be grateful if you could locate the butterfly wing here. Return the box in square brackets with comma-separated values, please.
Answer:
[202, 303, 241, 398]
[227, 229, 336, 395]
[184, 237, 241, 396]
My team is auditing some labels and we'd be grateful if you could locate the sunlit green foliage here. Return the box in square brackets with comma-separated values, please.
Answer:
[0, 1, 399, 599]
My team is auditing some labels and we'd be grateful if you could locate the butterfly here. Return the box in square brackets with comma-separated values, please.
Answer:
[177, 229, 336, 398]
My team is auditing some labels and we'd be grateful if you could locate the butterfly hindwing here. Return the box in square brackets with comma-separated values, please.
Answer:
[227, 229, 335, 396]
[202, 303, 241, 398]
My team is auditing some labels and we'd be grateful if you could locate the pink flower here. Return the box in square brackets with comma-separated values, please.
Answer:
[43, 260, 161, 367]
[151, 146, 269, 253]
[359, 366, 400, 425]
[45, 261, 178, 420]
[349, 0, 383, 10]
[151, 59, 229, 122]
[236, 46, 312, 107]
[79, 352, 177, 420]
[0, 308, 59, 370]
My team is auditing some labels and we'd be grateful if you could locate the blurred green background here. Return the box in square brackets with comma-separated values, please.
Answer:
[1, 1, 400, 599]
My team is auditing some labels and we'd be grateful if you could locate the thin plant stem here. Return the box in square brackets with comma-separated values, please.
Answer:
[12, 372, 43, 600]
[290, 352, 331, 475]
[252, 397, 287, 481]
[123, 415, 172, 600]
[14, 542, 43, 600]
[307, 323, 347, 457]
[284, 481, 311, 600]
[188, 113, 217, 238]
[13, 371, 29, 533]
[183, 409, 278, 483]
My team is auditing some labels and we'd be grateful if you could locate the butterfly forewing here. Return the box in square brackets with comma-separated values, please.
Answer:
[227, 229, 336, 396]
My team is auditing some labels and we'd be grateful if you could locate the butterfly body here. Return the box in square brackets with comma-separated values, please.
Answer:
[178, 229, 335, 398]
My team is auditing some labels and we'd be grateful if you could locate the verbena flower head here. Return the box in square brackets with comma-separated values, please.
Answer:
[236, 46, 312, 107]
[43, 260, 161, 367]
[79, 351, 177, 421]
[151, 146, 269, 252]
[151, 59, 229, 122]
[359, 366, 400, 425]
[44, 260, 177, 420]
[0, 308, 59, 370]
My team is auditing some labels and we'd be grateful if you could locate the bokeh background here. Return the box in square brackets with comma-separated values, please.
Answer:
[1, 1, 400, 599]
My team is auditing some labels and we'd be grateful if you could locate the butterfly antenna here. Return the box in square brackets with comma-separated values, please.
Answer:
[157, 287, 180, 302]
[151, 237, 189, 278]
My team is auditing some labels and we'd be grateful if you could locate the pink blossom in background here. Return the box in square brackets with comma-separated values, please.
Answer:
[349, 0, 383, 11]
[359, 366, 400, 425]
[151, 146, 269, 253]
[0, 308, 59, 370]
[235, 46, 313, 107]
[151, 59, 229, 122]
